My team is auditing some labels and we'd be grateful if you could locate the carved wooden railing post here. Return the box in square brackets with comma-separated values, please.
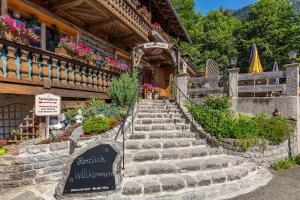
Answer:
[6, 46, 17, 79]
[0, 44, 3, 78]
[92, 69, 99, 90]
[107, 73, 112, 91]
[67, 63, 75, 86]
[74, 65, 81, 87]
[31, 53, 40, 81]
[87, 68, 93, 88]
[103, 72, 108, 92]
[60, 60, 67, 86]
[98, 71, 103, 92]
[20, 49, 30, 80]
[51, 58, 59, 85]
[81, 66, 87, 88]
[41, 55, 50, 83]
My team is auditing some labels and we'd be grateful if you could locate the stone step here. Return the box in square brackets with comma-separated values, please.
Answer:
[126, 146, 222, 163]
[135, 118, 185, 125]
[137, 113, 183, 119]
[128, 131, 196, 140]
[140, 100, 167, 103]
[139, 105, 177, 110]
[124, 155, 244, 177]
[134, 124, 190, 132]
[125, 138, 206, 150]
[138, 109, 180, 114]
[122, 162, 258, 196]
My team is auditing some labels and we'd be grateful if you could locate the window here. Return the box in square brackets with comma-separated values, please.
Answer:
[46, 25, 61, 52]
[0, 103, 36, 140]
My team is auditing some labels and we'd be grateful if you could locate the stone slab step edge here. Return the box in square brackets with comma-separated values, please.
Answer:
[125, 146, 222, 164]
[135, 118, 185, 125]
[124, 155, 244, 177]
[121, 162, 258, 196]
[134, 124, 190, 132]
[128, 131, 196, 140]
[125, 138, 206, 150]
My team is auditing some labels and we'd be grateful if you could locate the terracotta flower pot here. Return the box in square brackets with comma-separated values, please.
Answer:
[55, 47, 68, 56]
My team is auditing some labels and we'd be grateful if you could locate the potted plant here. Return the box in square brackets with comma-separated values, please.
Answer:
[0, 140, 7, 155]
[169, 80, 176, 102]
[153, 87, 161, 100]
[143, 83, 154, 100]
[9, 129, 20, 140]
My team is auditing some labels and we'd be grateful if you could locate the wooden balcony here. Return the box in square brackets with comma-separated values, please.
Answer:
[0, 38, 120, 99]
[48, 0, 152, 48]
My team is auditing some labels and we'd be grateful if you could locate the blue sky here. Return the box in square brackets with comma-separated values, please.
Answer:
[196, 0, 257, 14]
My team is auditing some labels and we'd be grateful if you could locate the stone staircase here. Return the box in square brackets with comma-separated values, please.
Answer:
[120, 100, 272, 200]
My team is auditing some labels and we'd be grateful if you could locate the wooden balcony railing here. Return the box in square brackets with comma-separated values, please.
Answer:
[100, 0, 152, 41]
[0, 38, 120, 99]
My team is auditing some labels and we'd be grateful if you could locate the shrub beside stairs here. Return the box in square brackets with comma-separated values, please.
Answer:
[120, 100, 272, 200]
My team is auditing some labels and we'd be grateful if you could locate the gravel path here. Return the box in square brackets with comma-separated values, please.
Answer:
[230, 165, 300, 200]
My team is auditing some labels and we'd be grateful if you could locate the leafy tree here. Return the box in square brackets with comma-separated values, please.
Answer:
[198, 11, 241, 73]
[172, 0, 204, 69]
[236, 0, 300, 72]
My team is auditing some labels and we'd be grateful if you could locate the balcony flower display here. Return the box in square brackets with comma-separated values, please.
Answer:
[0, 14, 41, 44]
[138, 5, 152, 22]
[57, 38, 97, 63]
[104, 56, 129, 72]
[152, 22, 170, 42]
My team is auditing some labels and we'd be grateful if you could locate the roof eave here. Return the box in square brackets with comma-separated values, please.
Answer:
[166, 0, 192, 44]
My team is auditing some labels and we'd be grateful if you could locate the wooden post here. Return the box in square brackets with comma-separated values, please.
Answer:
[0, 44, 3, 78]
[98, 71, 103, 92]
[51, 58, 60, 85]
[31, 53, 40, 81]
[87, 68, 93, 88]
[102, 72, 107, 92]
[81, 66, 87, 88]
[74, 65, 81, 87]
[67, 63, 75, 86]
[41, 55, 50, 82]
[41, 23, 46, 50]
[20, 49, 30, 80]
[1, 0, 7, 15]
[6, 46, 17, 79]
[60, 60, 67, 86]
[92, 69, 99, 90]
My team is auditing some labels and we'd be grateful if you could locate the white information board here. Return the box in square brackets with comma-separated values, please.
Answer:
[35, 93, 61, 116]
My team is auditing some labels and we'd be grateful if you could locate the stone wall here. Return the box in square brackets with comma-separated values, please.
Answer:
[0, 141, 70, 189]
[221, 136, 298, 167]
[232, 97, 299, 118]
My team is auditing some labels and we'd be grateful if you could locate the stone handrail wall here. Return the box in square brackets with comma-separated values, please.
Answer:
[0, 141, 70, 189]
[0, 38, 119, 97]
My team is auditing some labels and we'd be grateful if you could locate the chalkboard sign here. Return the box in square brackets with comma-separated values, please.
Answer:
[63, 144, 117, 194]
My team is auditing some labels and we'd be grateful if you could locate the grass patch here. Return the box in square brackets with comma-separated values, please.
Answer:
[271, 158, 296, 171]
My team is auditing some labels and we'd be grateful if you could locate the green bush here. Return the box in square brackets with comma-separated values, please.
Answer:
[204, 95, 231, 113]
[255, 115, 293, 144]
[188, 96, 293, 152]
[295, 154, 300, 165]
[109, 73, 138, 107]
[82, 117, 110, 135]
[271, 158, 296, 171]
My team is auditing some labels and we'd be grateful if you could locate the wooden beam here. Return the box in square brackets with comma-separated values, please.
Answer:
[50, 0, 84, 11]
[1, 0, 7, 15]
[238, 84, 286, 94]
[0, 82, 109, 99]
[88, 17, 117, 28]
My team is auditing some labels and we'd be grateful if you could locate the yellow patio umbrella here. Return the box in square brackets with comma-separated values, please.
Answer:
[249, 44, 263, 73]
